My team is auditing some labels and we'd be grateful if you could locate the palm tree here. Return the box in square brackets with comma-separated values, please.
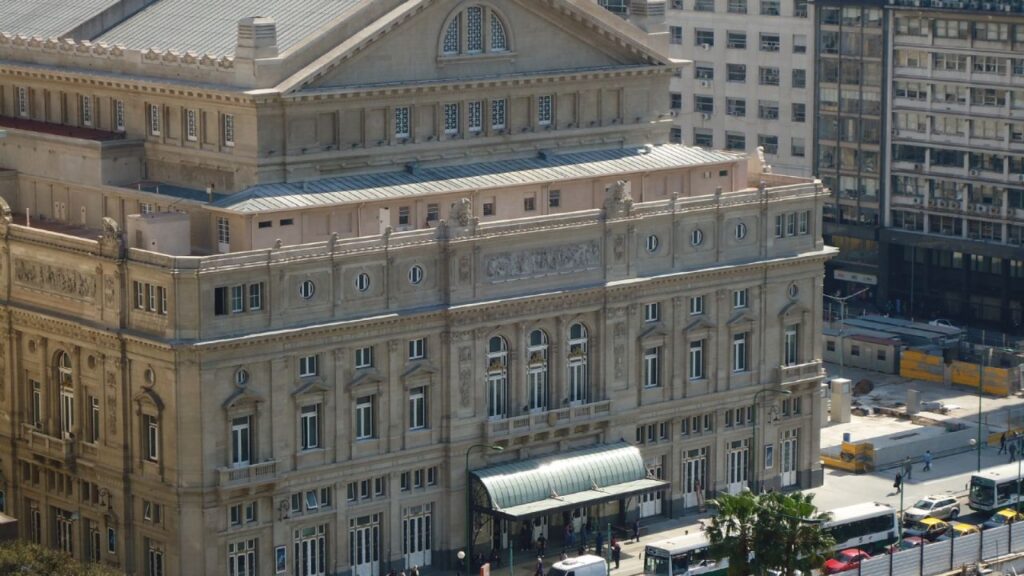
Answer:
[703, 491, 759, 576]
[754, 492, 835, 576]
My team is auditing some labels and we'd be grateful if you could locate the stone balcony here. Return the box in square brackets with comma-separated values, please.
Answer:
[777, 359, 825, 386]
[21, 423, 74, 466]
[485, 400, 612, 441]
[217, 459, 279, 488]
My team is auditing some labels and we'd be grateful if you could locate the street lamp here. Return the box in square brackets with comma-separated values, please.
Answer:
[465, 444, 504, 567]
[823, 287, 870, 379]
[977, 348, 994, 472]
[753, 387, 791, 493]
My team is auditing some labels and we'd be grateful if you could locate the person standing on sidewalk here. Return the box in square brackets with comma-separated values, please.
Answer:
[902, 457, 913, 480]
[1011, 442, 1018, 463]
[922, 450, 933, 472]
[893, 472, 903, 493]
[611, 541, 621, 570]
[632, 519, 640, 543]
[1000, 432, 1007, 455]
[535, 557, 545, 576]
[595, 530, 604, 556]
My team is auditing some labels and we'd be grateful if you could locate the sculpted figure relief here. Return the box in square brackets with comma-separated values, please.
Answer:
[483, 241, 600, 282]
[450, 198, 472, 227]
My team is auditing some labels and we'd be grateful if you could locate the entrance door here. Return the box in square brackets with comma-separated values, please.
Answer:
[403, 506, 432, 569]
[572, 507, 588, 533]
[532, 516, 548, 543]
[295, 524, 327, 576]
[780, 430, 799, 488]
[349, 515, 380, 576]
[726, 440, 749, 494]
[640, 461, 663, 517]
[682, 447, 708, 509]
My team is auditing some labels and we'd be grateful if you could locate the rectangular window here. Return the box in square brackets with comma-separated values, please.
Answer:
[694, 65, 714, 80]
[483, 201, 495, 216]
[427, 466, 438, 485]
[16, 86, 29, 117]
[231, 416, 251, 466]
[114, 99, 125, 131]
[229, 504, 241, 526]
[725, 132, 745, 151]
[727, 64, 746, 82]
[549, 190, 561, 208]
[248, 283, 262, 311]
[490, 99, 506, 130]
[158, 287, 168, 315]
[227, 539, 257, 576]
[644, 302, 660, 323]
[409, 387, 426, 430]
[695, 0, 714, 10]
[732, 332, 748, 372]
[373, 478, 384, 497]
[426, 204, 439, 222]
[230, 285, 244, 313]
[135, 281, 145, 309]
[144, 414, 159, 462]
[147, 543, 164, 576]
[299, 355, 318, 377]
[793, 34, 807, 54]
[146, 283, 156, 312]
[149, 103, 162, 136]
[643, 347, 661, 388]
[791, 137, 806, 158]
[689, 295, 704, 315]
[670, 93, 683, 110]
[467, 101, 482, 133]
[217, 217, 230, 247]
[798, 210, 810, 234]
[775, 214, 785, 238]
[733, 288, 748, 309]
[670, 127, 682, 144]
[726, 98, 746, 117]
[443, 103, 459, 135]
[305, 491, 318, 511]
[727, 31, 747, 49]
[537, 95, 553, 126]
[670, 26, 683, 45]
[398, 206, 410, 226]
[689, 340, 705, 380]
[727, 0, 747, 13]
[694, 96, 714, 114]
[759, 33, 780, 52]
[355, 346, 374, 369]
[214, 287, 228, 316]
[394, 106, 411, 139]
[300, 404, 320, 450]
[758, 134, 779, 155]
[792, 103, 806, 123]
[759, 67, 780, 86]
[81, 95, 93, 126]
[186, 109, 198, 141]
[408, 338, 426, 360]
[89, 396, 100, 443]
[693, 128, 712, 147]
[223, 114, 235, 147]
[31, 381, 42, 427]
[784, 325, 799, 365]
[356, 396, 374, 440]
[524, 196, 536, 211]
[400, 472, 410, 492]
[760, 0, 779, 15]
[792, 69, 806, 89]
[786, 212, 797, 236]
[695, 29, 714, 47]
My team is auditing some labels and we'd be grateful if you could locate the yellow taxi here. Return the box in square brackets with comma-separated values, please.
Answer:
[936, 522, 980, 541]
[903, 517, 950, 541]
[982, 508, 1024, 529]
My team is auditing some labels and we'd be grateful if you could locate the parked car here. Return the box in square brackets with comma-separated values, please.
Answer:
[935, 522, 980, 541]
[903, 496, 960, 523]
[823, 549, 871, 574]
[903, 518, 951, 541]
[982, 508, 1024, 529]
[888, 536, 925, 553]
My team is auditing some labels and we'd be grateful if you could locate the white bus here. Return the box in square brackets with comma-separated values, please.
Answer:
[642, 533, 728, 576]
[823, 502, 899, 554]
[968, 462, 1024, 512]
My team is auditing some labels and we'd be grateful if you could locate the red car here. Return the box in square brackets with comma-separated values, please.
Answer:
[824, 548, 872, 574]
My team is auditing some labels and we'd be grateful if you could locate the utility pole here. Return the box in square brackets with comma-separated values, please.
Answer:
[823, 287, 871, 378]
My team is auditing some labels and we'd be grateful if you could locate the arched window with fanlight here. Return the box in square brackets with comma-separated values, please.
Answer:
[527, 330, 549, 412]
[55, 351, 74, 438]
[439, 4, 512, 57]
[486, 336, 508, 419]
[567, 323, 589, 405]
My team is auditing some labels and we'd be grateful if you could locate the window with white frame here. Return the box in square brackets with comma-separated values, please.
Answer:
[537, 95, 553, 126]
[733, 288, 748, 309]
[394, 106, 411, 139]
[487, 336, 509, 418]
[643, 347, 661, 388]
[300, 404, 320, 450]
[527, 329, 549, 412]
[491, 99, 507, 130]
[248, 283, 262, 310]
[689, 295, 705, 315]
[567, 323, 589, 404]
[223, 114, 235, 147]
[732, 332, 748, 372]
[81, 95, 93, 126]
[186, 109, 198, 141]
[409, 387, 426, 430]
[298, 355, 318, 378]
[114, 99, 126, 131]
[356, 396, 375, 440]
[227, 538, 257, 576]
[689, 339, 705, 380]
[147, 540, 164, 576]
[217, 217, 230, 248]
[784, 324, 799, 366]
[644, 302, 660, 323]
[149, 103, 162, 136]
[355, 346, 373, 369]
[408, 338, 426, 360]
[443, 103, 459, 135]
[230, 285, 244, 313]
[467, 101, 483, 132]
[89, 396, 101, 443]
[798, 210, 809, 234]
[231, 415, 252, 467]
[144, 414, 159, 462]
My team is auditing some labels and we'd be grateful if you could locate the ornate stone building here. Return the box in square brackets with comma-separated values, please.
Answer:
[0, 1, 831, 575]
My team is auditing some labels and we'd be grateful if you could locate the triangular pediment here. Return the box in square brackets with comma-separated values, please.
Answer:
[778, 300, 810, 318]
[402, 360, 440, 379]
[683, 316, 714, 332]
[639, 322, 668, 341]
[280, 0, 670, 93]
[222, 386, 265, 410]
[293, 378, 330, 396]
[349, 368, 385, 389]
[728, 310, 756, 326]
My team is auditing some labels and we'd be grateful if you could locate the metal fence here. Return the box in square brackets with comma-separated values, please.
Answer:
[855, 525, 1024, 576]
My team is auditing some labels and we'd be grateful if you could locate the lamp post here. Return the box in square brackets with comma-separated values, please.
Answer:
[753, 387, 791, 493]
[977, 348, 993, 472]
[823, 287, 870, 379]
[465, 444, 504, 567]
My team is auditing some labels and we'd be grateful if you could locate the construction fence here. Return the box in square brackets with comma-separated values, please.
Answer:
[899, 349, 1018, 397]
[856, 523, 1024, 576]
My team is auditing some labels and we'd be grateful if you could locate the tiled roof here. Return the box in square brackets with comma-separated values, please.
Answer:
[0, 0, 119, 38]
[213, 145, 745, 214]
[95, 0, 362, 57]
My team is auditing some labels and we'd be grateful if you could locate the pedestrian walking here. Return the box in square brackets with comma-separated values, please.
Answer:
[893, 472, 903, 493]
[612, 541, 621, 569]
[922, 450, 933, 472]
[632, 519, 640, 543]
[595, 530, 604, 556]
[537, 535, 547, 557]
[560, 552, 568, 561]
[902, 457, 912, 481]
[535, 557, 545, 576]
[1000, 432, 1007, 454]
[564, 522, 574, 547]
[411, 566, 420, 576]
[1011, 442, 1018, 463]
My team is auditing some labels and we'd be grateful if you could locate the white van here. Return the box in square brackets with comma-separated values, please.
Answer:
[549, 555, 609, 576]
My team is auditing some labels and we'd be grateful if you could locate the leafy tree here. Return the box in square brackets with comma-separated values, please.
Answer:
[704, 491, 759, 576]
[0, 540, 122, 576]
[754, 492, 834, 576]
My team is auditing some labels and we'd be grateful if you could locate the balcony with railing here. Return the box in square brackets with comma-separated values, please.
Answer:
[485, 400, 613, 440]
[21, 423, 74, 464]
[217, 459, 279, 487]
[777, 360, 824, 386]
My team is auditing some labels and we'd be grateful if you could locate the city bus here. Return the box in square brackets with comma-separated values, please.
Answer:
[643, 533, 728, 576]
[823, 502, 899, 554]
[968, 462, 1024, 512]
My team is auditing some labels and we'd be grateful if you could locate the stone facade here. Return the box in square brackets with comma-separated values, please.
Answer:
[0, 1, 832, 575]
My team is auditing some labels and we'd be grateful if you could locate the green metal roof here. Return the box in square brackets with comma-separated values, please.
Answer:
[471, 442, 656, 512]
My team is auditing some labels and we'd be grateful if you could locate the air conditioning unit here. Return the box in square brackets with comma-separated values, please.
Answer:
[990, 206, 1001, 215]
[702, 113, 711, 120]
[912, 197, 922, 205]
[701, 43, 711, 51]
[937, 199, 948, 208]
[700, 80, 711, 88]
[969, 169, 980, 176]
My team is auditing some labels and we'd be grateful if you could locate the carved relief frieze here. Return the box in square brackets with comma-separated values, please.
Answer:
[483, 241, 600, 283]
[13, 259, 97, 301]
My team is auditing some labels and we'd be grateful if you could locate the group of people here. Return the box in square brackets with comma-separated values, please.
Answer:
[893, 451, 933, 493]
[385, 566, 421, 576]
[999, 431, 1024, 461]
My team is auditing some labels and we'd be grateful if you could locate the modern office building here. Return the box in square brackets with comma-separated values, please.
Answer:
[664, 0, 816, 178]
[884, 0, 1024, 329]
[0, 1, 830, 575]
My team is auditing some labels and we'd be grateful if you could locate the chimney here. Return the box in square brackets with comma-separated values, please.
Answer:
[627, 0, 667, 51]
[236, 17, 279, 60]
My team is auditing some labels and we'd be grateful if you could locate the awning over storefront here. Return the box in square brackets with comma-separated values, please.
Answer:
[470, 442, 669, 520]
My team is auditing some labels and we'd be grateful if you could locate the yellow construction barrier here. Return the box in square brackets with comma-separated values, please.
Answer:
[900, 350, 1012, 397]
[821, 441, 875, 473]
